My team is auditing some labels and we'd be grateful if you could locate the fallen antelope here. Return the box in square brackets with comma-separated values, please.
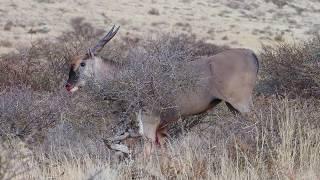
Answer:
[65, 26, 259, 154]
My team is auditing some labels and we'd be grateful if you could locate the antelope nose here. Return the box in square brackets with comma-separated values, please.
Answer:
[65, 83, 72, 91]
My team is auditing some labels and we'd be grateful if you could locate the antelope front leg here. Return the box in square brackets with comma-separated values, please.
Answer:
[141, 125, 159, 159]
[136, 109, 161, 158]
[143, 137, 155, 158]
[143, 127, 168, 158]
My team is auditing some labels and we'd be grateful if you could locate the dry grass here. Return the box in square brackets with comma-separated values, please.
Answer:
[1, 97, 319, 179]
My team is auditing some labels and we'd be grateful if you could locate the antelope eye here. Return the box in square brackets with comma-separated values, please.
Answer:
[80, 62, 86, 67]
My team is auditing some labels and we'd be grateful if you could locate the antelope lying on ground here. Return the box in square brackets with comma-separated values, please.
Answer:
[65, 26, 259, 155]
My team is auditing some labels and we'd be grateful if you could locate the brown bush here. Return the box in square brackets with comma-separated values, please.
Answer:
[0, 40, 68, 92]
[259, 35, 320, 98]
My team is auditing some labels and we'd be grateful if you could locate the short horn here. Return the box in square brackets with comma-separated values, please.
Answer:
[91, 25, 120, 55]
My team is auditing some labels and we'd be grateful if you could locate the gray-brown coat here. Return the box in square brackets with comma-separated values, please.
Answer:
[65, 27, 259, 154]
[138, 48, 259, 149]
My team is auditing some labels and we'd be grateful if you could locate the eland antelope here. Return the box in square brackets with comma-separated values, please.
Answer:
[65, 26, 259, 155]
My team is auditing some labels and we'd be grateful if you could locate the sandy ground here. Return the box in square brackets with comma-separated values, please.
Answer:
[0, 0, 319, 54]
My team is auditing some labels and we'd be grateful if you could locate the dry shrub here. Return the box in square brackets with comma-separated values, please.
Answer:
[60, 17, 104, 42]
[88, 34, 227, 119]
[0, 40, 68, 92]
[3, 21, 14, 31]
[148, 8, 160, 15]
[264, 0, 288, 8]
[82, 33, 228, 146]
[122, 35, 199, 109]
[259, 35, 320, 98]
[168, 34, 228, 56]
[0, 87, 67, 143]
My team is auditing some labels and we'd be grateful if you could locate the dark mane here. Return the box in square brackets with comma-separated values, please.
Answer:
[101, 57, 127, 68]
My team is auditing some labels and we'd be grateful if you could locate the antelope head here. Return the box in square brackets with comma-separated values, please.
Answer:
[65, 25, 120, 92]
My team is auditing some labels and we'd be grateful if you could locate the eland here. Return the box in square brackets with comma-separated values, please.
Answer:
[65, 26, 259, 155]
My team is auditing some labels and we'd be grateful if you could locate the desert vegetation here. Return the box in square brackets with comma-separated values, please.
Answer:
[0, 15, 319, 179]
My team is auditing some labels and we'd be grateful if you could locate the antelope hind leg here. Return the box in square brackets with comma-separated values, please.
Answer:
[156, 126, 169, 148]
